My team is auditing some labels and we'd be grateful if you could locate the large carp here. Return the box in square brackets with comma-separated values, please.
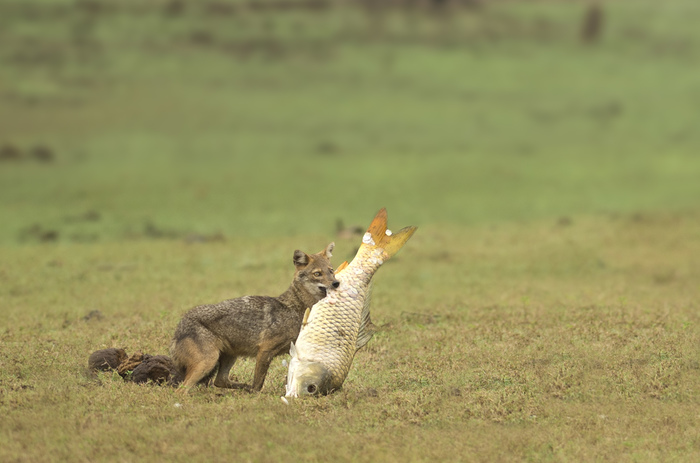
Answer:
[285, 208, 416, 397]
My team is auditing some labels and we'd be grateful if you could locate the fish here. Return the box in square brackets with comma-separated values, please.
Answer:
[285, 208, 416, 397]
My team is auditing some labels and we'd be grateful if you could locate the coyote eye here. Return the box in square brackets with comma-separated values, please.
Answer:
[313, 271, 322, 277]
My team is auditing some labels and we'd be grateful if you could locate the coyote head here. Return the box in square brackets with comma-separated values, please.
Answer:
[292, 242, 339, 301]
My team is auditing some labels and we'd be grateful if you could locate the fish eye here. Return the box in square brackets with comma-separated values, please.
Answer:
[307, 384, 318, 394]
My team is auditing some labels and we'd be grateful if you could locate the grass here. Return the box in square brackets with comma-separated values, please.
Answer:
[2, 214, 699, 461]
[1, 0, 700, 461]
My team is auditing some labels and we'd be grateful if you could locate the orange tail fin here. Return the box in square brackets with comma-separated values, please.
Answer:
[363, 208, 417, 259]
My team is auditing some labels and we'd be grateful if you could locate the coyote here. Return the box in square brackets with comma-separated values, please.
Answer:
[170, 243, 338, 391]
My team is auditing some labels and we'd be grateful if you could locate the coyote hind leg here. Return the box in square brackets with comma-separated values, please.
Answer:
[176, 338, 220, 389]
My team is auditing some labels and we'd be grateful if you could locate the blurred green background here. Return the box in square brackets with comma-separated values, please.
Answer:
[1, 0, 699, 244]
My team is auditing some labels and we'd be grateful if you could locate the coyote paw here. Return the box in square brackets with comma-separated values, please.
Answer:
[214, 379, 251, 390]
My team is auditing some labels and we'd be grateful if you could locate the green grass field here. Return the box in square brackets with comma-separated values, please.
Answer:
[2, 0, 700, 461]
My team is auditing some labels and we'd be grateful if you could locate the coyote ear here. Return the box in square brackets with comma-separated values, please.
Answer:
[293, 250, 309, 268]
[323, 242, 335, 259]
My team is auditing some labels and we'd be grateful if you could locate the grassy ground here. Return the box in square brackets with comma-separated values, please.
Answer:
[2, 214, 699, 461]
[1, 0, 700, 461]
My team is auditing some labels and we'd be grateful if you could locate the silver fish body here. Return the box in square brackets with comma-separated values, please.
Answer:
[285, 209, 416, 397]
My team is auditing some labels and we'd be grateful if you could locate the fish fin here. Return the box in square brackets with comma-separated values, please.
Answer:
[366, 208, 389, 239]
[365, 208, 417, 259]
[289, 342, 297, 358]
[356, 282, 377, 351]
[301, 308, 311, 328]
[335, 261, 349, 274]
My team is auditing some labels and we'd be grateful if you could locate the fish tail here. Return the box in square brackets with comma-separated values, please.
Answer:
[364, 208, 417, 259]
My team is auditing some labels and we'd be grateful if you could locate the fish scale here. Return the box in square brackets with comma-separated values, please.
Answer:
[285, 209, 416, 397]
[300, 255, 376, 386]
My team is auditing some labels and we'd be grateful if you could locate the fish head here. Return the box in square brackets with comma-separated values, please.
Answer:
[285, 344, 332, 397]
[285, 360, 332, 397]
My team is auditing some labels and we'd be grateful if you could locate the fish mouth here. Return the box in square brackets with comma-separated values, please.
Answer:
[285, 382, 320, 397]
[306, 384, 318, 395]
